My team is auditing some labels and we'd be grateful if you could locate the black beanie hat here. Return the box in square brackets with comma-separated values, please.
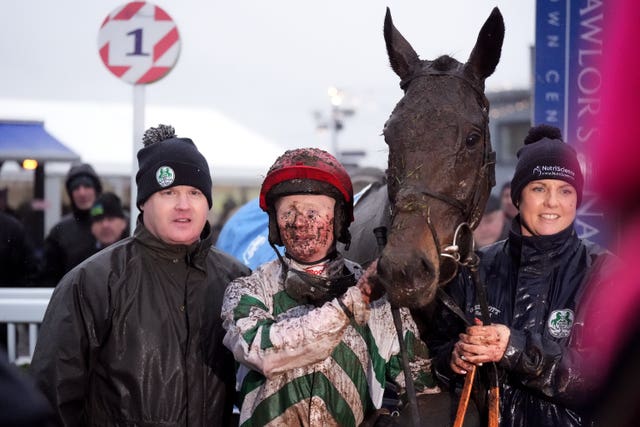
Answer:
[90, 192, 125, 222]
[511, 125, 584, 207]
[135, 124, 212, 209]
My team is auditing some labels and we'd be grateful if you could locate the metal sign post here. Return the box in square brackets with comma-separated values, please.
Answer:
[97, 1, 181, 233]
[132, 85, 145, 232]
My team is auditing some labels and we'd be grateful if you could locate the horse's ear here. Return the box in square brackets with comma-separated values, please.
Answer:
[384, 7, 420, 81]
[466, 7, 505, 80]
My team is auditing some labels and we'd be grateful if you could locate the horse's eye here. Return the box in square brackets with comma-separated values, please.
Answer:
[465, 132, 481, 148]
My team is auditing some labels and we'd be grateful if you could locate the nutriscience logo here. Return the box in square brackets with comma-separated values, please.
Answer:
[532, 165, 575, 180]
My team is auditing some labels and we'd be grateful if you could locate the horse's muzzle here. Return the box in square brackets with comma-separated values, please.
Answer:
[376, 248, 439, 309]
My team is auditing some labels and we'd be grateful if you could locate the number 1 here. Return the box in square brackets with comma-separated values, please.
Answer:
[126, 28, 149, 56]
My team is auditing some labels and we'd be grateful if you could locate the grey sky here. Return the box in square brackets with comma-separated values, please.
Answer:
[1, 0, 535, 170]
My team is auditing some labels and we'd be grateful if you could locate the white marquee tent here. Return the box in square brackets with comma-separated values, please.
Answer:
[0, 98, 285, 232]
[0, 98, 284, 185]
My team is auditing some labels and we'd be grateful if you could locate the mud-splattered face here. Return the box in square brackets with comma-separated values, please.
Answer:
[275, 194, 336, 263]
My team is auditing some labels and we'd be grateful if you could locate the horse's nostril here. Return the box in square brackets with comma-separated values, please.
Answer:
[420, 257, 432, 273]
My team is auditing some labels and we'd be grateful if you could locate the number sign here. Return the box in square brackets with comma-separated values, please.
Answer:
[98, 2, 180, 85]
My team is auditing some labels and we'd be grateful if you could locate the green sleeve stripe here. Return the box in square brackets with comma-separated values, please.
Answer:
[260, 322, 273, 349]
[245, 373, 357, 427]
[314, 374, 358, 427]
[351, 323, 387, 386]
[387, 329, 437, 390]
[233, 294, 269, 320]
[241, 319, 271, 348]
[233, 294, 272, 347]
[404, 330, 437, 389]
[415, 370, 437, 389]
[272, 290, 299, 316]
[387, 353, 402, 381]
[331, 342, 375, 412]
[402, 329, 430, 359]
[387, 330, 416, 382]
[239, 369, 266, 407]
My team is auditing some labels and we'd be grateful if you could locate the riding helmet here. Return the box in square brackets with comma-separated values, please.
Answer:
[260, 147, 354, 247]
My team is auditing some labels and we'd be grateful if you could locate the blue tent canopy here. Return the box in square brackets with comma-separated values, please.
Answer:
[0, 120, 79, 163]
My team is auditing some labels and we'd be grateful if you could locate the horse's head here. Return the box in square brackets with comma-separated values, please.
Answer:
[377, 7, 504, 308]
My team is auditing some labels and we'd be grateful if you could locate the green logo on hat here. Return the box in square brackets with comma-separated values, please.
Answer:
[156, 166, 175, 187]
[90, 204, 104, 217]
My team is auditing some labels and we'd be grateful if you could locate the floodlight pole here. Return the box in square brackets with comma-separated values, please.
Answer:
[328, 87, 344, 162]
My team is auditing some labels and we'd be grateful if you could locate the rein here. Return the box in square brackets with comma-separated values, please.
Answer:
[377, 220, 501, 426]
[374, 227, 421, 427]
[432, 224, 500, 427]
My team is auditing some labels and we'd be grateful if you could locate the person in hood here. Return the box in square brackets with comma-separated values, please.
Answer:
[31, 124, 250, 427]
[473, 194, 504, 248]
[38, 162, 102, 284]
[221, 148, 438, 427]
[429, 125, 615, 427]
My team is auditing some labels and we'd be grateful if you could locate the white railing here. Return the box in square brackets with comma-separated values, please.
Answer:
[0, 287, 53, 363]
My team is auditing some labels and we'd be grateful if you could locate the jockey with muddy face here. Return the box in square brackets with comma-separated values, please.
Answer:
[222, 147, 439, 427]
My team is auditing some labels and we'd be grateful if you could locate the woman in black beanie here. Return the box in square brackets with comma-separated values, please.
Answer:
[429, 124, 616, 427]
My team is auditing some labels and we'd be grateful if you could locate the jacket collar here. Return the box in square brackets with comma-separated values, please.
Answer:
[508, 215, 580, 268]
[133, 217, 213, 268]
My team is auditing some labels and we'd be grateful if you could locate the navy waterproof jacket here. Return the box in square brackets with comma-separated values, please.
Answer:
[430, 217, 614, 427]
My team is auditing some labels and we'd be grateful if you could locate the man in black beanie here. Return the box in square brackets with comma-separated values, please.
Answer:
[89, 192, 129, 249]
[31, 124, 250, 427]
[39, 162, 103, 284]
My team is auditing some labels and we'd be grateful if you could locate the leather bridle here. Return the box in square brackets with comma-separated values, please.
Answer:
[390, 68, 496, 282]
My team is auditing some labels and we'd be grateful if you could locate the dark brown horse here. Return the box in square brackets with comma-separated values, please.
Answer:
[343, 7, 504, 311]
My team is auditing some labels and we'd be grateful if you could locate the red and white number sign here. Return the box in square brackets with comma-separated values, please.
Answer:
[98, 2, 180, 85]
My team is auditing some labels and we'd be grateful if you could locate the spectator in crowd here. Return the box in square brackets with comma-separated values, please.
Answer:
[39, 162, 102, 284]
[89, 192, 129, 250]
[31, 124, 250, 427]
[429, 125, 615, 427]
[498, 181, 518, 240]
[473, 194, 504, 248]
[0, 349, 53, 427]
[0, 210, 38, 286]
[0, 187, 16, 217]
[0, 210, 39, 350]
[222, 148, 438, 427]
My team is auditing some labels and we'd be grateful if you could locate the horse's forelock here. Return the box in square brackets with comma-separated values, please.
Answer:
[431, 55, 460, 72]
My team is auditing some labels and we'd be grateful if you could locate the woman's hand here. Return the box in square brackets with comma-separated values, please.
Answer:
[450, 319, 510, 374]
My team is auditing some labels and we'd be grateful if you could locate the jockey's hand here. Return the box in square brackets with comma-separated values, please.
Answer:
[357, 260, 385, 305]
[337, 286, 370, 326]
